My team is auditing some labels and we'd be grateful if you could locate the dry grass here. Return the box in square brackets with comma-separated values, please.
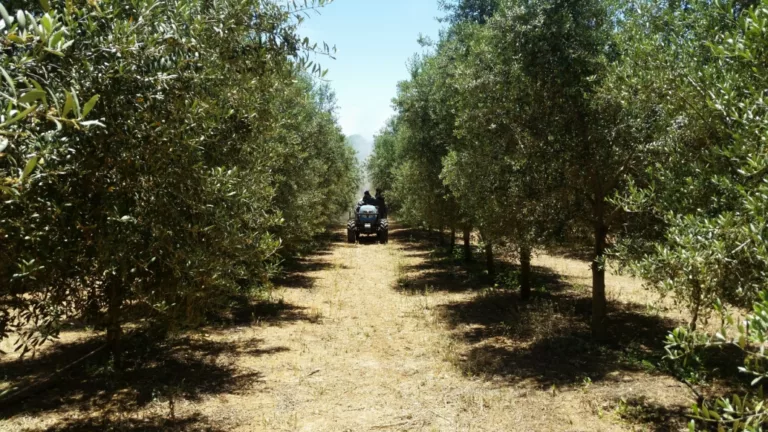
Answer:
[1, 226, 719, 431]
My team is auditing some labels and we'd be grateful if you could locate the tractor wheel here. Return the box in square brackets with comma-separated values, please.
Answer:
[379, 230, 388, 244]
[347, 228, 356, 244]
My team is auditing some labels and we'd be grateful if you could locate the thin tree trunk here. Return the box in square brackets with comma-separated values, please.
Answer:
[519, 245, 532, 300]
[463, 226, 472, 262]
[690, 281, 702, 330]
[84, 283, 99, 325]
[439, 227, 446, 246]
[485, 241, 495, 279]
[106, 278, 123, 367]
[450, 227, 456, 255]
[591, 199, 608, 340]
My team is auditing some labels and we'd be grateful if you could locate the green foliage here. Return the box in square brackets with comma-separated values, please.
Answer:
[609, 0, 768, 428]
[368, 119, 399, 204]
[0, 0, 357, 357]
[377, 0, 644, 329]
[614, 0, 768, 330]
[666, 294, 768, 431]
[369, 0, 768, 426]
[439, 0, 499, 24]
[369, 52, 462, 231]
[372, 0, 764, 342]
[269, 77, 360, 252]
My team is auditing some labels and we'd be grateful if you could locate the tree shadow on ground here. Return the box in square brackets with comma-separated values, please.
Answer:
[396, 254, 569, 296]
[282, 229, 345, 258]
[275, 256, 348, 290]
[394, 228, 569, 296]
[0, 331, 279, 424]
[1, 226, 340, 428]
[544, 243, 595, 262]
[274, 261, 333, 290]
[389, 227, 445, 254]
[40, 412, 226, 432]
[610, 396, 689, 432]
[437, 278, 749, 431]
[395, 257, 488, 294]
[391, 227, 674, 387]
[391, 227, 689, 430]
[273, 229, 349, 289]
[355, 235, 385, 246]
[440, 287, 678, 387]
[433, 275, 693, 431]
[390, 227, 475, 293]
[315, 227, 346, 245]
[207, 295, 318, 328]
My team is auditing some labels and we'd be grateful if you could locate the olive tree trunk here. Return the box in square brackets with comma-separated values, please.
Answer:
[450, 226, 456, 255]
[591, 197, 608, 340]
[106, 278, 124, 367]
[519, 245, 532, 300]
[485, 241, 495, 279]
[463, 226, 472, 262]
[689, 280, 703, 331]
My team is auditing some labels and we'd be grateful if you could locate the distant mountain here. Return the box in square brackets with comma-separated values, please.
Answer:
[346, 134, 373, 164]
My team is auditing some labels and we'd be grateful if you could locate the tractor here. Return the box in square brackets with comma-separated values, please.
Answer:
[347, 204, 388, 244]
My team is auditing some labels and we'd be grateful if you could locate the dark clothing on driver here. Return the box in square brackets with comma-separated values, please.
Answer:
[355, 191, 376, 213]
[357, 191, 376, 213]
[375, 193, 387, 219]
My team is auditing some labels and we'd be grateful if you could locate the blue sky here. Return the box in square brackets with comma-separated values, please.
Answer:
[300, 0, 444, 142]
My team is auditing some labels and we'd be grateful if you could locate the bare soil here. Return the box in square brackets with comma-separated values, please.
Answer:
[1, 226, 703, 431]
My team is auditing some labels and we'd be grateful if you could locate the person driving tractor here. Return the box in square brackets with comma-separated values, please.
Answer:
[349, 190, 389, 243]
[363, 190, 377, 205]
[356, 190, 377, 213]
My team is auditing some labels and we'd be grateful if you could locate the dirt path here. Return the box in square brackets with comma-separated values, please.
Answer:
[184, 227, 688, 431]
[2, 226, 692, 431]
[203, 228, 483, 431]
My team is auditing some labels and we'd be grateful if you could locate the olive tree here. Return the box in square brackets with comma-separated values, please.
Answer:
[613, 0, 767, 329]
[613, 0, 768, 427]
[446, 0, 647, 336]
[0, 0, 354, 362]
[389, 54, 464, 248]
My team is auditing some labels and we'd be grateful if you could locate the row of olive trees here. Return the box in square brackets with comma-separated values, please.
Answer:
[371, 0, 768, 430]
[0, 0, 358, 362]
[371, 0, 768, 428]
[370, 0, 628, 336]
[618, 0, 768, 428]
